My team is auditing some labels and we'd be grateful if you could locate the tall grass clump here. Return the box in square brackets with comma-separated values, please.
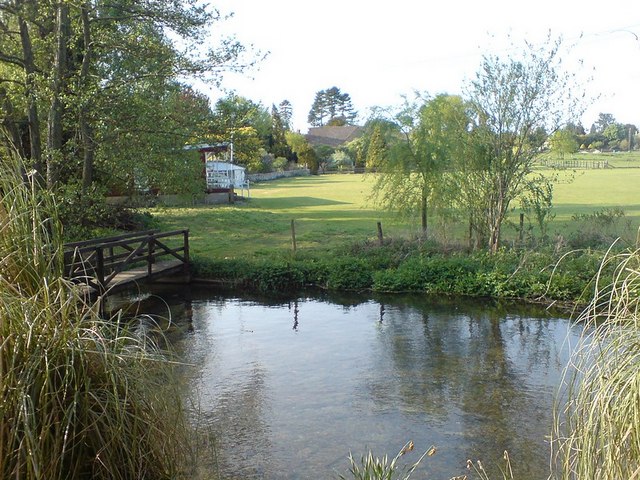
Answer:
[0, 159, 190, 479]
[554, 241, 640, 478]
[337, 441, 436, 480]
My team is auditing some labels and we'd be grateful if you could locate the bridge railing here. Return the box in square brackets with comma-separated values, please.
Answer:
[64, 229, 189, 292]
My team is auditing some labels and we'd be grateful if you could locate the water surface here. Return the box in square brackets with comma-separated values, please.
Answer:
[147, 288, 581, 479]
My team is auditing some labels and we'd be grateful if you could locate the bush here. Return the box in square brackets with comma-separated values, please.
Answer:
[56, 182, 153, 241]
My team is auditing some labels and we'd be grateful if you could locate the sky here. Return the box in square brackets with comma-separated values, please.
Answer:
[197, 0, 640, 133]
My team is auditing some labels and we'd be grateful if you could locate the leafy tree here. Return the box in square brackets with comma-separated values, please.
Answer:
[520, 175, 556, 241]
[286, 131, 318, 173]
[465, 36, 582, 253]
[593, 113, 616, 134]
[549, 129, 578, 158]
[365, 124, 388, 170]
[211, 94, 271, 141]
[308, 91, 328, 126]
[371, 94, 469, 234]
[0, 0, 252, 197]
[603, 123, 626, 149]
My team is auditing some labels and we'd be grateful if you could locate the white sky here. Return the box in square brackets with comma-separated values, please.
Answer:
[198, 0, 640, 133]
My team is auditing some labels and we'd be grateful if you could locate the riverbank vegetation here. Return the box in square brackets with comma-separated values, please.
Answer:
[151, 166, 638, 308]
[554, 246, 640, 478]
[0, 160, 192, 478]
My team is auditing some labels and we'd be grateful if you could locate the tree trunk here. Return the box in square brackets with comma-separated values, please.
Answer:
[488, 194, 505, 254]
[421, 188, 428, 235]
[47, 1, 69, 188]
[16, 0, 43, 185]
[79, 2, 95, 190]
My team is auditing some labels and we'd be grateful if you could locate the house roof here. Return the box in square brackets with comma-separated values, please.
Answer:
[305, 125, 363, 147]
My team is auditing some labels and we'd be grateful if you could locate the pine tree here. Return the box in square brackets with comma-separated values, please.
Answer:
[308, 90, 328, 126]
[271, 104, 292, 159]
[307, 87, 358, 127]
[278, 100, 293, 130]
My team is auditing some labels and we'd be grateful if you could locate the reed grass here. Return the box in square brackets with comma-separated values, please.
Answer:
[554, 240, 640, 479]
[0, 158, 191, 478]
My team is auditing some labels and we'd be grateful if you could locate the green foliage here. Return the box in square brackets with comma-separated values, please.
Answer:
[325, 258, 374, 290]
[520, 175, 556, 240]
[286, 131, 319, 173]
[190, 239, 602, 304]
[0, 0, 255, 219]
[370, 93, 469, 233]
[249, 260, 306, 291]
[466, 34, 582, 252]
[568, 207, 628, 249]
[549, 129, 578, 158]
[330, 150, 354, 171]
[55, 183, 154, 241]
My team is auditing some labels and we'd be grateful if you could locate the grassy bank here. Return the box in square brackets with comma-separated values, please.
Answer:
[151, 162, 640, 304]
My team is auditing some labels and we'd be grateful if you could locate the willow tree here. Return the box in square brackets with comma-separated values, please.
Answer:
[465, 36, 582, 253]
[370, 94, 469, 235]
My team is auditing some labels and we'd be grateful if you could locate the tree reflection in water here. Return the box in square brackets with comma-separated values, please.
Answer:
[136, 287, 577, 480]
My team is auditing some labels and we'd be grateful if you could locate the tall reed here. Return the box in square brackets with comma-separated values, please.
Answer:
[554, 242, 640, 478]
[0, 158, 190, 479]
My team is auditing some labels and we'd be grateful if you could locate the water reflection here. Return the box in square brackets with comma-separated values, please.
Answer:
[137, 287, 579, 479]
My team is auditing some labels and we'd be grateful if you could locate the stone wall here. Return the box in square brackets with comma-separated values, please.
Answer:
[247, 168, 310, 182]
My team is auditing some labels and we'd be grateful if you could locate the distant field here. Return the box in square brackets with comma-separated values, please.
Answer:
[153, 159, 640, 258]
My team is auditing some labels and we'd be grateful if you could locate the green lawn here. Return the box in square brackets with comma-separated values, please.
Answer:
[152, 175, 413, 258]
[152, 161, 640, 259]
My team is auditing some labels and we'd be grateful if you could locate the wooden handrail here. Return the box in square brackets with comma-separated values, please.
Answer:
[63, 229, 159, 249]
[63, 229, 189, 292]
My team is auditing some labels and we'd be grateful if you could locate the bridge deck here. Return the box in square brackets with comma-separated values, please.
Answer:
[108, 259, 187, 291]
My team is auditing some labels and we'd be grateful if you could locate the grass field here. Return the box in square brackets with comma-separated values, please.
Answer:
[153, 175, 412, 258]
[152, 154, 640, 259]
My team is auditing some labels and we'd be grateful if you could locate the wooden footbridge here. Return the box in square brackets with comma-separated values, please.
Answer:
[63, 229, 190, 294]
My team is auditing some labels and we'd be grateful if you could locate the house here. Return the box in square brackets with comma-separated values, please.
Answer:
[204, 161, 248, 193]
[305, 125, 363, 148]
[185, 142, 250, 198]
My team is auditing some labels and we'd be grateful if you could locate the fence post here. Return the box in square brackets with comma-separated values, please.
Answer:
[96, 247, 105, 290]
[377, 221, 384, 246]
[147, 236, 155, 277]
[519, 213, 525, 245]
[183, 230, 190, 274]
[291, 219, 297, 252]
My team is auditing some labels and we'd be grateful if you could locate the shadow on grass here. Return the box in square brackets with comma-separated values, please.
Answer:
[553, 203, 640, 217]
[252, 196, 350, 209]
[252, 175, 367, 189]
